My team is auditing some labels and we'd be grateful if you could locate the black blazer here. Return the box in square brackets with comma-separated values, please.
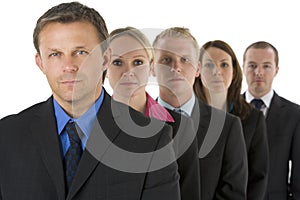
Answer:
[192, 98, 248, 200]
[166, 109, 201, 200]
[0, 92, 180, 200]
[239, 108, 269, 200]
[262, 92, 300, 200]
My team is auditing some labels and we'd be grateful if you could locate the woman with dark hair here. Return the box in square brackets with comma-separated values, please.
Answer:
[194, 40, 269, 199]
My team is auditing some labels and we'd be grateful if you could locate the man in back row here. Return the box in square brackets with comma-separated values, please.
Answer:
[243, 41, 300, 199]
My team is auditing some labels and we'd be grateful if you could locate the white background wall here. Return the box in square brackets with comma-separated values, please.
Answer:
[1, 0, 299, 118]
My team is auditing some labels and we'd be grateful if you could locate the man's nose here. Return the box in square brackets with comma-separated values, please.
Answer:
[63, 56, 79, 72]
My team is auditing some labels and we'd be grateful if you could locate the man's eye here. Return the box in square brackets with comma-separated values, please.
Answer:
[264, 64, 271, 69]
[76, 50, 88, 55]
[161, 57, 171, 64]
[181, 57, 190, 63]
[49, 52, 59, 57]
[248, 64, 256, 68]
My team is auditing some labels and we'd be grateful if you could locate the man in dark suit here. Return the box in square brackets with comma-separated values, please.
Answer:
[0, 2, 180, 199]
[152, 27, 248, 200]
[242, 41, 300, 200]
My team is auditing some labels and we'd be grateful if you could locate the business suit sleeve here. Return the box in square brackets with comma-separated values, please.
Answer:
[247, 111, 269, 200]
[141, 123, 181, 200]
[215, 116, 248, 200]
[291, 118, 300, 199]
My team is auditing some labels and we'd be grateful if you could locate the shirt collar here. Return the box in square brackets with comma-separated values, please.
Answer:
[157, 93, 195, 116]
[245, 89, 274, 108]
[53, 88, 105, 137]
[145, 92, 174, 122]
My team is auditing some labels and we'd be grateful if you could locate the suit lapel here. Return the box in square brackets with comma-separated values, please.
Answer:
[191, 99, 210, 147]
[193, 99, 226, 158]
[67, 92, 122, 199]
[266, 92, 283, 137]
[30, 97, 66, 199]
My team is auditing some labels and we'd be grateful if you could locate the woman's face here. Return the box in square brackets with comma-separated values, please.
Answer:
[200, 47, 233, 94]
[108, 35, 150, 99]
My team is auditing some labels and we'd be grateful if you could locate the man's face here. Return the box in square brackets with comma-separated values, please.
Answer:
[35, 21, 109, 106]
[153, 37, 200, 99]
[243, 47, 279, 97]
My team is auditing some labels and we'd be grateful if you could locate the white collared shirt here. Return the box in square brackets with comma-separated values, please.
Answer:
[158, 93, 196, 117]
[245, 89, 274, 116]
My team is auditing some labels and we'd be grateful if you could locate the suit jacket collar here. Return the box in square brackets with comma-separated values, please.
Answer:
[67, 92, 154, 199]
[192, 98, 227, 158]
[29, 92, 124, 199]
[191, 98, 210, 135]
[30, 96, 66, 199]
[67, 91, 123, 199]
[266, 92, 283, 124]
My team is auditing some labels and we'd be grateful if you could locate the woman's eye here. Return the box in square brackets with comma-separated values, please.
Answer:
[221, 62, 229, 68]
[134, 59, 144, 66]
[204, 62, 214, 68]
[112, 60, 122, 66]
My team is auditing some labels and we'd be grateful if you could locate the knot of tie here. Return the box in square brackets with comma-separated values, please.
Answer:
[173, 108, 188, 116]
[66, 122, 81, 144]
[251, 99, 264, 110]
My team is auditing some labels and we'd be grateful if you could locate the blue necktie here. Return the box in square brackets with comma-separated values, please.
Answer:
[64, 121, 83, 190]
[251, 99, 264, 110]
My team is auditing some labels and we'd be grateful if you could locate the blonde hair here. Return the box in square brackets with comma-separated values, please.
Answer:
[152, 27, 199, 61]
[109, 26, 153, 63]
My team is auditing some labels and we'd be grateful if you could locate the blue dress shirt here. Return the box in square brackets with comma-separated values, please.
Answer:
[53, 89, 104, 156]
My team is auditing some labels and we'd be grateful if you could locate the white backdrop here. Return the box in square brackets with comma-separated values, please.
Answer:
[1, 0, 299, 118]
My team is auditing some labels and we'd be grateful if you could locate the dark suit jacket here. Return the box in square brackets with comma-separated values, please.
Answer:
[0, 92, 180, 200]
[192, 98, 248, 200]
[261, 92, 300, 200]
[166, 109, 201, 200]
[239, 108, 269, 200]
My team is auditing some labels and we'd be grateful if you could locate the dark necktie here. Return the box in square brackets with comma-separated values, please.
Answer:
[64, 121, 83, 190]
[251, 99, 264, 110]
[173, 108, 188, 116]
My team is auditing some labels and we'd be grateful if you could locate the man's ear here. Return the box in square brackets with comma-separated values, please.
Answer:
[195, 61, 201, 77]
[274, 66, 279, 77]
[150, 60, 156, 77]
[35, 53, 46, 74]
[102, 47, 111, 72]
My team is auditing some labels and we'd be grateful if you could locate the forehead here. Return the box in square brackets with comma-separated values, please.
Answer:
[39, 21, 100, 47]
[245, 47, 276, 62]
[154, 37, 197, 56]
[204, 47, 231, 60]
[110, 36, 148, 57]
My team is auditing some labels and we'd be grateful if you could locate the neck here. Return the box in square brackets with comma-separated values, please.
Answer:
[249, 89, 270, 99]
[113, 91, 147, 114]
[55, 87, 102, 118]
[205, 89, 227, 111]
[159, 88, 193, 108]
